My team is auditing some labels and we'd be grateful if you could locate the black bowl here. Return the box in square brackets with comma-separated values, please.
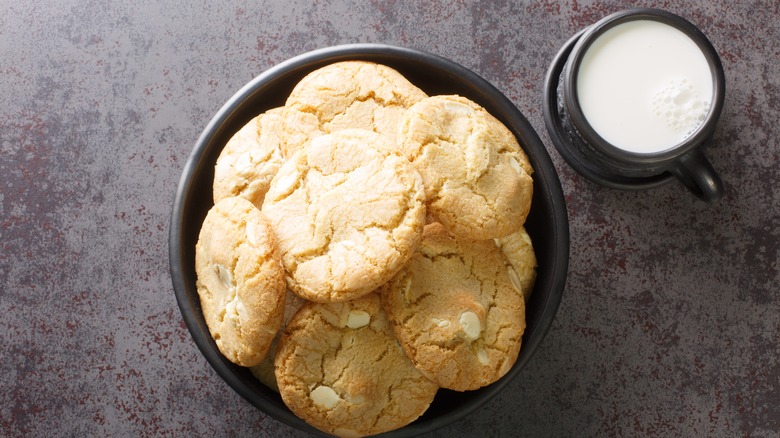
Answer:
[169, 43, 569, 436]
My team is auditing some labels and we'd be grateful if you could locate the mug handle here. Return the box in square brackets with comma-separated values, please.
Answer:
[669, 148, 724, 202]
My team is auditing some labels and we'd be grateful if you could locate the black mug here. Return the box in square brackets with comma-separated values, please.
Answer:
[557, 8, 725, 202]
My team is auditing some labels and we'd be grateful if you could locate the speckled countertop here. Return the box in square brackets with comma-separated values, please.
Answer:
[2, 1, 778, 437]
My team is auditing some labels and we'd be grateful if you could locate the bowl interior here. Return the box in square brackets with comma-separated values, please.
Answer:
[170, 44, 569, 436]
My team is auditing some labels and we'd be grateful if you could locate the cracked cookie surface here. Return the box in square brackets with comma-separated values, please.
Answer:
[213, 106, 321, 208]
[261, 128, 426, 303]
[286, 61, 427, 145]
[381, 222, 526, 391]
[399, 94, 534, 239]
[274, 293, 438, 438]
[195, 197, 286, 367]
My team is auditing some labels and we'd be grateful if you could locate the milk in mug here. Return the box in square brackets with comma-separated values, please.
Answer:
[576, 20, 713, 154]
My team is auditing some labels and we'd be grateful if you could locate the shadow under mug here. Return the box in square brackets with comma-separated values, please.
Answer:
[557, 8, 725, 202]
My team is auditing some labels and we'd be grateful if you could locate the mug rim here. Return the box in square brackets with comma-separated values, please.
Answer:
[563, 7, 726, 166]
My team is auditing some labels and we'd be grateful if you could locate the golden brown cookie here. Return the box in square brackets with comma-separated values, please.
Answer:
[275, 293, 438, 437]
[273, 106, 323, 159]
[249, 290, 307, 391]
[213, 107, 321, 207]
[286, 61, 428, 144]
[495, 226, 537, 301]
[398, 94, 534, 239]
[381, 222, 526, 391]
[195, 197, 286, 367]
[261, 128, 426, 303]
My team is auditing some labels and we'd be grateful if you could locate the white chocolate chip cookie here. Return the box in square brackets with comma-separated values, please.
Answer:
[495, 226, 537, 301]
[213, 107, 321, 207]
[249, 290, 308, 391]
[398, 94, 534, 239]
[274, 293, 438, 437]
[195, 197, 286, 367]
[286, 61, 428, 144]
[381, 222, 526, 391]
[261, 128, 426, 303]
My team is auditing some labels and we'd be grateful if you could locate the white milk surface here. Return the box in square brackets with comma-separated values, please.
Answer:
[576, 20, 713, 154]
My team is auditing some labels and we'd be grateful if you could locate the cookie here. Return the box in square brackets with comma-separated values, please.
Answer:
[274, 293, 438, 437]
[213, 107, 320, 207]
[273, 106, 323, 159]
[495, 226, 537, 301]
[261, 128, 426, 303]
[194, 197, 286, 367]
[249, 290, 307, 391]
[381, 222, 526, 391]
[398, 94, 534, 239]
[286, 61, 428, 144]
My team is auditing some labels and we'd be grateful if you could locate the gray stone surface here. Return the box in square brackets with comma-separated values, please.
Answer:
[1, 1, 778, 436]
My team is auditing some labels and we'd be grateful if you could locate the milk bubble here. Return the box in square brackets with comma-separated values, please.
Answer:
[652, 79, 710, 140]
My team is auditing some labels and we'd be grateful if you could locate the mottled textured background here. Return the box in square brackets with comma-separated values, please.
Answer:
[2, 1, 778, 436]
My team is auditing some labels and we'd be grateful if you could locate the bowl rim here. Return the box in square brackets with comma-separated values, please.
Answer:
[169, 42, 569, 436]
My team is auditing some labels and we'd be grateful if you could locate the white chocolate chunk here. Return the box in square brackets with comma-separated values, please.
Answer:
[500, 358, 513, 375]
[507, 266, 523, 294]
[459, 311, 481, 341]
[508, 156, 523, 175]
[246, 219, 258, 246]
[225, 295, 248, 329]
[432, 318, 450, 328]
[346, 310, 370, 329]
[402, 276, 414, 302]
[477, 348, 489, 365]
[215, 264, 233, 290]
[311, 385, 340, 409]
[271, 169, 299, 200]
[444, 100, 474, 115]
[234, 150, 255, 174]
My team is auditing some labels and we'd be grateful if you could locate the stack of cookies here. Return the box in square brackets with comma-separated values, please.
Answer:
[194, 61, 537, 437]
